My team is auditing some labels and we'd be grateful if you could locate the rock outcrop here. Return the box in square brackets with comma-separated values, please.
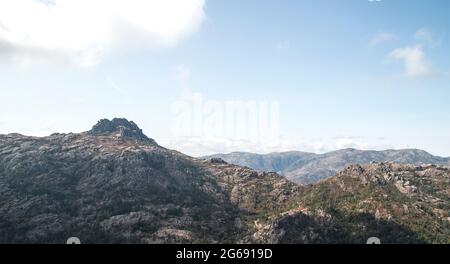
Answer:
[258, 163, 450, 244]
[88, 118, 156, 144]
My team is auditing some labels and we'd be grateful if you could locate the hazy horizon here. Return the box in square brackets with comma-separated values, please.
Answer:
[1, 0, 449, 157]
[1, 118, 448, 158]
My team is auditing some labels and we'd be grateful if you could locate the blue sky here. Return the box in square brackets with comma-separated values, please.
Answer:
[0, 0, 449, 156]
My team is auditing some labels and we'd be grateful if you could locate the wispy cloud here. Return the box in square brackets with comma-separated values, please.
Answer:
[369, 32, 395, 47]
[0, 0, 206, 68]
[386, 28, 448, 78]
[107, 77, 126, 94]
[389, 44, 432, 78]
[414, 28, 441, 47]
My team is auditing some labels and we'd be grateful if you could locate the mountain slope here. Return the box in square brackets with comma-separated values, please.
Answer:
[205, 149, 450, 184]
[204, 151, 317, 174]
[0, 118, 448, 244]
[261, 163, 450, 244]
[0, 118, 297, 243]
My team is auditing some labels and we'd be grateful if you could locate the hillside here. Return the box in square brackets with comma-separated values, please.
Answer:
[0, 118, 448, 244]
[0, 118, 297, 243]
[260, 163, 450, 244]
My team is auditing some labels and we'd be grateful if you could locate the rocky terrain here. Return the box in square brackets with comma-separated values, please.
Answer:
[0, 118, 448, 244]
[0, 118, 297, 243]
[256, 163, 450, 244]
[205, 149, 450, 184]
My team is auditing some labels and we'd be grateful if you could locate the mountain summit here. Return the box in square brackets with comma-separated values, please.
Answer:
[88, 118, 156, 144]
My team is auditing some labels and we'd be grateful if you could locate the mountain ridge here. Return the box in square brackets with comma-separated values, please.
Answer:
[0, 118, 448, 243]
[204, 149, 450, 184]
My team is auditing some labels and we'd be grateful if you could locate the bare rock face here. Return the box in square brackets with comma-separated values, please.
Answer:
[88, 118, 157, 144]
[209, 158, 227, 164]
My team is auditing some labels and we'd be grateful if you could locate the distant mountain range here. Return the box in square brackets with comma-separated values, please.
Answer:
[0, 118, 449, 243]
[203, 149, 450, 184]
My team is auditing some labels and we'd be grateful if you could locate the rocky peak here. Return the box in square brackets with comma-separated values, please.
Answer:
[88, 118, 155, 143]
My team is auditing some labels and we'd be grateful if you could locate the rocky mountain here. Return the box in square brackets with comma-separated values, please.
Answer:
[0, 118, 297, 243]
[204, 149, 450, 184]
[0, 118, 448, 244]
[260, 163, 450, 244]
[203, 151, 316, 174]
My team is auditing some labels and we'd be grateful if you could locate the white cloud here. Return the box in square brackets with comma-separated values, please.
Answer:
[0, 0, 206, 67]
[414, 28, 441, 47]
[369, 32, 395, 47]
[389, 45, 432, 77]
[385, 28, 449, 78]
